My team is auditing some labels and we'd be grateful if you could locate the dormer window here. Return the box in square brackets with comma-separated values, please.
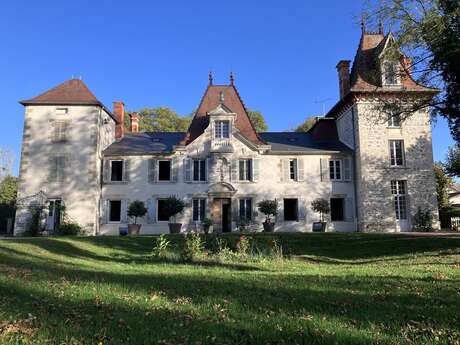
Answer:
[382, 61, 399, 86]
[215, 120, 230, 139]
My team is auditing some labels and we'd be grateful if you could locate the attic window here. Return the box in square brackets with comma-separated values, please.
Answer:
[56, 108, 68, 115]
[382, 61, 399, 86]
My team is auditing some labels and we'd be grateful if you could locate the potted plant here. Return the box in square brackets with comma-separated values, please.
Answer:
[257, 199, 278, 232]
[202, 217, 213, 234]
[162, 196, 185, 234]
[311, 198, 330, 232]
[127, 200, 147, 235]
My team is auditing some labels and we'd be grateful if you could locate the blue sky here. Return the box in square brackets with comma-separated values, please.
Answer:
[0, 0, 454, 175]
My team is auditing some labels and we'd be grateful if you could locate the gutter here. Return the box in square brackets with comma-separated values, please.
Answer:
[351, 105, 359, 232]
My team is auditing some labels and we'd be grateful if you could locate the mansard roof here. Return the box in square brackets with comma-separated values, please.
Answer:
[180, 84, 264, 146]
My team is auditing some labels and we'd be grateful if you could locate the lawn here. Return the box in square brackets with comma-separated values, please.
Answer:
[0, 233, 459, 345]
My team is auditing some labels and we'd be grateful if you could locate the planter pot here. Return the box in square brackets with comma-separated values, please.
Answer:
[203, 225, 212, 234]
[168, 223, 182, 234]
[128, 224, 141, 235]
[263, 222, 275, 232]
[312, 222, 327, 232]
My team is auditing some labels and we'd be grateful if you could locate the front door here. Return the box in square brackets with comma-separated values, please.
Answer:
[212, 198, 232, 233]
[46, 199, 62, 231]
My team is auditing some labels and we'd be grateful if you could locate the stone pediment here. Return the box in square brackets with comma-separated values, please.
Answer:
[207, 182, 236, 197]
[208, 103, 235, 116]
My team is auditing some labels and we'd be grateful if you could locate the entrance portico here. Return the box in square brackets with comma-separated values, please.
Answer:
[207, 182, 236, 233]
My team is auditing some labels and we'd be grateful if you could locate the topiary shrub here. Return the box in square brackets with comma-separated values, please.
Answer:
[311, 198, 330, 222]
[162, 196, 185, 223]
[58, 222, 83, 236]
[128, 200, 147, 224]
[257, 199, 278, 223]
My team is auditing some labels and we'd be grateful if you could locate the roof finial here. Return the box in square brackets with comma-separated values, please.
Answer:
[229, 71, 234, 85]
[361, 15, 366, 34]
[219, 91, 225, 103]
[378, 20, 384, 34]
[208, 70, 213, 85]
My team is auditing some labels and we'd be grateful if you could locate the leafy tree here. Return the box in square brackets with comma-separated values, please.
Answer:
[365, 0, 460, 140]
[444, 145, 460, 177]
[434, 162, 453, 208]
[124, 107, 192, 132]
[0, 176, 18, 232]
[294, 117, 317, 132]
[127, 200, 147, 224]
[247, 110, 268, 132]
[311, 198, 330, 222]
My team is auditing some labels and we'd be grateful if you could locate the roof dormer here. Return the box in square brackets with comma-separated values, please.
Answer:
[378, 33, 402, 87]
[208, 102, 237, 153]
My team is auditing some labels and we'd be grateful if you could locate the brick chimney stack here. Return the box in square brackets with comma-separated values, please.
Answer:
[113, 101, 125, 139]
[130, 112, 139, 133]
[336, 60, 351, 99]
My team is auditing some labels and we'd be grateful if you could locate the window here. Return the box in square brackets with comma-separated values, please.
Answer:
[239, 159, 252, 181]
[53, 121, 68, 142]
[193, 159, 206, 181]
[193, 199, 206, 221]
[239, 199, 252, 221]
[50, 156, 65, 182]
[289, 159, 297, 181]
[283, 199, 298, 221]
[158, 160, 172, 181]
[215, 120, 230, 138]
[110, 160, 123, 181]
[329, 160, 342, 180]
[157, 199, 169, 222]
[391, 180, 407, 220]
[330, 198, 344, 221]
[383, 61, 399, 85]
[56, 108, 68, 115]
[389, 140, 405, 166]
[388, 114, 401, 127]
[109, 200, 121, 222]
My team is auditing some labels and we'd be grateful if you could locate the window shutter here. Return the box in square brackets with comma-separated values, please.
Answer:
[121, 199, 129, 223]
[184, 158, 192, 182]
[297, 158, 305, 182]
[320, 158, 330, 182]
[232, 199, 239, 223]
[251, 158, 259, 182]
[147, 198, 156, 223]
[282, 159, 290, 182]
[102, 199, 109, 224]
[148, 159, 156, 183]
[298, 197, 307, 221]
[48, 157, 57, 182]
[172, 158, 178, 182]
[103, 160, 110, 183]
[123, 159, 130, 182]
[57, 156, 66, 182]
[344, 158, 352, 181]
[345, 198, 354, 221]
[231, 160, 238, 182]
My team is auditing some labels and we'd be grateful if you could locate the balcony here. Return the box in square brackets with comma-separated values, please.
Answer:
[211, 138, 234, 153]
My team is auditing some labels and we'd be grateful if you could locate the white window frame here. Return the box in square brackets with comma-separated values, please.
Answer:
[239, 198, 253, 221]
[391, 180, 407, 220]
[110, 160, 124, 182]
[389, 140, 405, 167]
[192, 159, 206, 182]
[289, 159, 297, 181]
[382, 61, 400, 86]
[388, 113, 401, 128]
[215, 120, 230, 139]
[157, 160, 172, 182]
[239, 159, 252, 181]
[192, 198, 206, 221]
[329, 159, 342, 181]
[108, 199, 122, 223]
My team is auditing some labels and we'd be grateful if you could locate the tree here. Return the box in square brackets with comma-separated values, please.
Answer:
[444, 145, 460, 177]
[124, 107, 192, 132]
[311, 198, 330, 222]
[127, 200, 147, 225]
[0, 176, 18, 232]
[0, 149, 14, 182]
[434, 162, 453, 208]
[365, 0, 460, 140]
[294, 117, 317, 132]
[247, 110, 268, 132]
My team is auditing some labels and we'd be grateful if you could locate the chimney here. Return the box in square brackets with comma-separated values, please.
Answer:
[130, 112, 139, 133]
[336, 60, 351, 99]
[113, 101, 125, 139]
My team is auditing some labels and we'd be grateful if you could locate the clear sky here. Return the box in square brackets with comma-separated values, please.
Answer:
[0, 0, 454, 175]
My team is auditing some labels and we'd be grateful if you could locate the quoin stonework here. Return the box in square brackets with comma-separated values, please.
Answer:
[14, 28, 439, 235]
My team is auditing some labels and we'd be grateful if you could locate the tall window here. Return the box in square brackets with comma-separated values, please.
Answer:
[215, 120, 230, 139]
[193, 199, 206, 221]
[193, 159, 206, 181]
[52, 121, 68, 142]
[109, 200, 121, 222]
[284, 199, 298, 221]
[383, 61, 398, 85]
[157, 199, 169, 222]
[329, 160, 342, 180]
[388, 114, 401, 127]
[289, 159, 297, 181]
[239, 199, 252, 221]
[110, 160, 123, 181]
[50, 156, 66, 182]
[391, 180, 407, 220]
[239, 159, 252, 181]
[158, 160, 172, 181]
[389, 140, 405, 166]
[330, 198, 344, 221]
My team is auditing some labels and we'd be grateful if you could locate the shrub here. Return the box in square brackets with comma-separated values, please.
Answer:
[237, 217, 249, 232]
[211, 236, 237, 261]
[127, 200, 147, 224]
[162, 196, 185, 223]
[26, 205, 45, 236]
[311, 198, 330, 222]
[181, 233, 205, 262]
[151, 234, 170, 258]
[58, 222, 83, 236]
[270, 239, 284, 261]
[257, 199, 278, 223]
[413, 207, 433, 232]
[236, 234, 251, 257]
[202, 217, 213, 227]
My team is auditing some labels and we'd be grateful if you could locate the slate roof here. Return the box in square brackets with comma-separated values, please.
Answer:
[259, 132, 350, 153]
[180, 84, 264, 146]
[103, 132, 185, 156]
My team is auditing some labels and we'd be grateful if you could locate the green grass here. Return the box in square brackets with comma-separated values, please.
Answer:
[0, 233, 459, 345]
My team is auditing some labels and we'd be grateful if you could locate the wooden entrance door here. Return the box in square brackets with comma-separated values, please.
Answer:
[212, 198, 231, 233]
